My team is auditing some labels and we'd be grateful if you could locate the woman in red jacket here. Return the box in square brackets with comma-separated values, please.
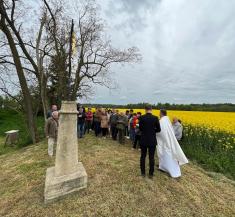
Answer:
[85, 108, 93, 134]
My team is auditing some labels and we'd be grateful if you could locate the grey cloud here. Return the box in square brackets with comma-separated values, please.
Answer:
[85, 0, 235, 104]
[103, 0, 161, 31]
[120, 96, 127, 100]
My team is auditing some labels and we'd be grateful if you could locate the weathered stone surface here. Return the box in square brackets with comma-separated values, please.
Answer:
[44, 101, 87, 203]
[44, 162, 87, 203]
[55, 101, 79, 177]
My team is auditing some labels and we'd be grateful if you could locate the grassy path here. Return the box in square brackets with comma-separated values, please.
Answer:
[0, 135, 235, 217]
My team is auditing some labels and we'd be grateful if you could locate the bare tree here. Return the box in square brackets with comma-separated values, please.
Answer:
[0, 0, 141, 144]
[0, 1, 52, 121]
[44, 0, 141, 101]
[36, 9, 49, 120]
[0, 0, 38, 143]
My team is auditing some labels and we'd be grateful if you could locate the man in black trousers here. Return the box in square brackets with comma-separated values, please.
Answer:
[139, 106, 161, 178]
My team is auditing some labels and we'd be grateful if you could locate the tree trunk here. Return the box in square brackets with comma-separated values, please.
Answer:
[35, 11, 49, 121]
[41, 69, 49, 121]
[0, 19, 38, 143]
[36, 45, 49, 122]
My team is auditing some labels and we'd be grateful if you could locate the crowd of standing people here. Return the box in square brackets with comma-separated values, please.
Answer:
[75, 106, 145, 147]
[45, 104, 187, 179]
[75, 105, 183, 148]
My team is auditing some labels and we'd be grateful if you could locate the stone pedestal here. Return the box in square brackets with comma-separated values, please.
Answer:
[44, 101, 87, 203]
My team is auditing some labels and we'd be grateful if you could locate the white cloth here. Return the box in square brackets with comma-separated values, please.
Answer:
[172, 122, 183, 140]
[156, 116, 188, 178]
[48, 137, 56, 156]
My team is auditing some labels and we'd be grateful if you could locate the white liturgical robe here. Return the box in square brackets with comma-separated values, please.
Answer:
[156, 116, 188, 178]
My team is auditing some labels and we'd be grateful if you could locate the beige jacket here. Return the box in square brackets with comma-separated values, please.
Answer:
[101, 115, 109, 128]
[45, 117, 59, 139]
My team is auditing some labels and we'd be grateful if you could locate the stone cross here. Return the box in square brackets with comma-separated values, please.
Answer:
[44, 101, 87, 203]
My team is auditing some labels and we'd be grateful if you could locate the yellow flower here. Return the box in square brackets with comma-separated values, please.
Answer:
[89, 108, 235, 135]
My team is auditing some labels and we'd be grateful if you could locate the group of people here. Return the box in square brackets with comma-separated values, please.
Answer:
[138, 107, 188, 179]
[76, 107, 131, 144]
[45, 104, 187, 179]
[76, 106, 183, 145]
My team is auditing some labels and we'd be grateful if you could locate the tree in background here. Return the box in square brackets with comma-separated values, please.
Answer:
[0, 0, 38, 143]
[43, 0, 141, 103]
[0, 0, 141, 143]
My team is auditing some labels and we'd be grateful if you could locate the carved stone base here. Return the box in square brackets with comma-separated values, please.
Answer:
[44, 162, 87, 203]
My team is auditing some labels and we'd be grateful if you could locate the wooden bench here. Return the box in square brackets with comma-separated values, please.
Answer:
[4, 130, 19, 146]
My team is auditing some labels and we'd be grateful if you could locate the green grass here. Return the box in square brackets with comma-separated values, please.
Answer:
[0, 109, 44, 155]
[1, 109, 235, 180]
[0, 135, 235, 217]
[181, 125, 235, 180]
[0, 110, 235, 217]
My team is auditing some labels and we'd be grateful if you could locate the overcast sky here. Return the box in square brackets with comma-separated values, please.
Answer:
[82, 0, 235, 104]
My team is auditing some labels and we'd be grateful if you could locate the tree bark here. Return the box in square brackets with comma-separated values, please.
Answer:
[0, 15, 38, 143]
[36, 11, 49, 121]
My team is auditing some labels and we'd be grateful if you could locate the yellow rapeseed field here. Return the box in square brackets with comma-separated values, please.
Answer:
[92, 108, 235, 134]
[164, 110, 235, 134]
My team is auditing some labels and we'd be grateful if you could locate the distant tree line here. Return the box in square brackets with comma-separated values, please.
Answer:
[1, 96, 234, 113]
[83, 102, 235, 112]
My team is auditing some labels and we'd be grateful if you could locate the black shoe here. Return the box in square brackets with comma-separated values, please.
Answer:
[141, 173, 146, 177]
[148, 175, 154, 179]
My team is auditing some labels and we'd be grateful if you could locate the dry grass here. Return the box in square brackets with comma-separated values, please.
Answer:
[0, 134, 235, 217]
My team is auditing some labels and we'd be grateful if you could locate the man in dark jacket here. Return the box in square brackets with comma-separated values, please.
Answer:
[77, 107, 86, 138]
[47, 104, 58, 119]
[110, 109, 118, 140]
[93, 108, 102, 137]
[116, 112, 128, 144]
[139, 106, 161, 178]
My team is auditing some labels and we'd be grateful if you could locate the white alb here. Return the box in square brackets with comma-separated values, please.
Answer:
[156, 116, 188, 178]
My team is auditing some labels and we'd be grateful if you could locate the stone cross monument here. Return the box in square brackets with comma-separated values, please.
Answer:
[44, 101, 87, 203]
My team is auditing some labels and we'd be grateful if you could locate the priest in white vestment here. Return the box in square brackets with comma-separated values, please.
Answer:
[156, 109, 188, 178]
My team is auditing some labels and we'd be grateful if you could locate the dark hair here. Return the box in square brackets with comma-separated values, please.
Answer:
[145, 105, 152, 111]
[178, 119, 182, 124]
[133, 113, 137, 116]
[130, 109, 134, 112]
[160, 109, 167, 116]
[137, 112, 142, 115]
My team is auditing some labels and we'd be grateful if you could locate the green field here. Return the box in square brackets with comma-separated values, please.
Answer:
[181, 125, 235, 180]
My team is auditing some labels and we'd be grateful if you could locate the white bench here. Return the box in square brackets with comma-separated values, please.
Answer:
[5, 130, 19, 146]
